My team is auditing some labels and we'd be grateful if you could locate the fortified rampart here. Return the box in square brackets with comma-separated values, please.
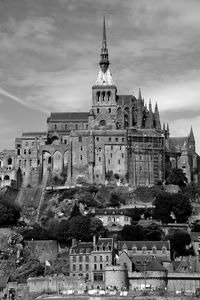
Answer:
[27, 276, 86, 295]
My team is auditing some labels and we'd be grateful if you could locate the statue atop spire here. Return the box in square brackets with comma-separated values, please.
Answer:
[99, 16, 110, 73]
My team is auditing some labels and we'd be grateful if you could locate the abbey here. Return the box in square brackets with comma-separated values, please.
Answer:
[0, 18, 199, 188]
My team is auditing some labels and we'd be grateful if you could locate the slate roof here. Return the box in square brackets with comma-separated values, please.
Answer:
[48, 112, 89, 121]
[132, 257, 167, 272]
[72, 242, 93, 253]
[169, 137, 188, 152]
[97, 238, 113, 246]
[116, 95, 135, 105]
[118, 240, 170, 250]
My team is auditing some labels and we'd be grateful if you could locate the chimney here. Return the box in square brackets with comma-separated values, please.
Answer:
[72, 238, 77, 247]
[93, 236, 96, 247]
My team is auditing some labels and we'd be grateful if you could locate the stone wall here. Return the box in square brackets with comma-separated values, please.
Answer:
[168, 273, 200, 294]
[27, 276, 86, 295]
[128, 271, 167, 291]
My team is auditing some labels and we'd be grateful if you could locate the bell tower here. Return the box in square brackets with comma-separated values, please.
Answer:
[91, 17, 117, 129]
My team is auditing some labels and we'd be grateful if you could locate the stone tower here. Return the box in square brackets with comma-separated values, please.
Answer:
[91, 17, 117, 130]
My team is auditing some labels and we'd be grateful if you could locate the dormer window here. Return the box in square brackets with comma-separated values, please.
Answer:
[142, 247, 147, 254]
[132, 246, 137, 254]
[152, 246, 157, 255]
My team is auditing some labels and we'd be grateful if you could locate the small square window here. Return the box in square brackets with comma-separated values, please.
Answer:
[96, 137, 99, 141]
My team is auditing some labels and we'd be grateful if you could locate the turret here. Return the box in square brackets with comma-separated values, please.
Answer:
[99, 16, 110, 73]
[154, 102, 161, 130]
[188, 126, 195, 152]
[146, 99, 153, 128]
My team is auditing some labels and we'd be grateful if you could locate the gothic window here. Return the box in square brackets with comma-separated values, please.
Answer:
[24, 149, 26, 155]
[80, 146, 83, 151]
[117, 107, 122, 116]
[48, 157, 51, 164]
[8, 157, 12, 165]
[80, 155, 83, 161]
[96, 91, 100, 102]
[17, 149, 20, 155]
[116, 122, 121, 129]
[107, 91, 111, 101]
[29, 149, 31, 154]
[102, 91, 105, 101]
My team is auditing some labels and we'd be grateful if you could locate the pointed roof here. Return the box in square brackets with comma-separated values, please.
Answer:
[102, 15, 107, 49]
[189, 126, 195, 143]
[138, 88, 142, 100]
[99, 16, 110, 73]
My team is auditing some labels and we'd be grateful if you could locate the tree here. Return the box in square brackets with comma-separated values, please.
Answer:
[153, 192, 173, 224]
[166, 168, 188, 186]
[67, 215, 92, 242]
[126, 208, 142, 222]
[0, 200, 21, 226]
[69, 203, 81, 219]
[120, 225, 145, 241]
[109, 192, 120, 207]
[171, 193, 192, 223]
[170, 229, 192, 257]
[153, 192, 192, 224]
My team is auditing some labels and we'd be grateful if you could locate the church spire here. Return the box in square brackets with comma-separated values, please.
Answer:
[99, 16, 110, 73]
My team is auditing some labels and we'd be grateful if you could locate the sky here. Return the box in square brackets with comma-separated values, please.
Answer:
[0, 0, 200, 152]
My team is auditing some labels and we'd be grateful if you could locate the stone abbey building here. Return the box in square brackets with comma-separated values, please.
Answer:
[0, 18, 199, 188]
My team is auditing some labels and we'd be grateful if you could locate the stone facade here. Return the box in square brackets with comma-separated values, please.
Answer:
[69, 237, 113, 283]
[0, 18, 199, 189]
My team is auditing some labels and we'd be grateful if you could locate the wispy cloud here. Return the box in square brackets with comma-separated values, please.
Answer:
[0, 0, 200, 151]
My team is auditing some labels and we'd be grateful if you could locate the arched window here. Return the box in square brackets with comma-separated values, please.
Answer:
[48, 156, 51, 164]
[4, 175, 10, 180]
[109, 108, 111, 114]
[8, 157, 12, 165]
[96, 91, 100, 102]
[107, 91, 111, 101]
[102, 91, 105, 101]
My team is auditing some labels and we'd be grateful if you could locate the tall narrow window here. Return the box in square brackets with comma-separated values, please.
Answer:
[102, 91, 105, 101]
[109, 108, 111, 113]
[107, 91, 111, 101]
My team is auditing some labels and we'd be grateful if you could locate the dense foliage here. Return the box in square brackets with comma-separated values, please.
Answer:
[120, 224, 163, 241]
[153, 192, 192, 223]
[0, 199, 21, 226]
